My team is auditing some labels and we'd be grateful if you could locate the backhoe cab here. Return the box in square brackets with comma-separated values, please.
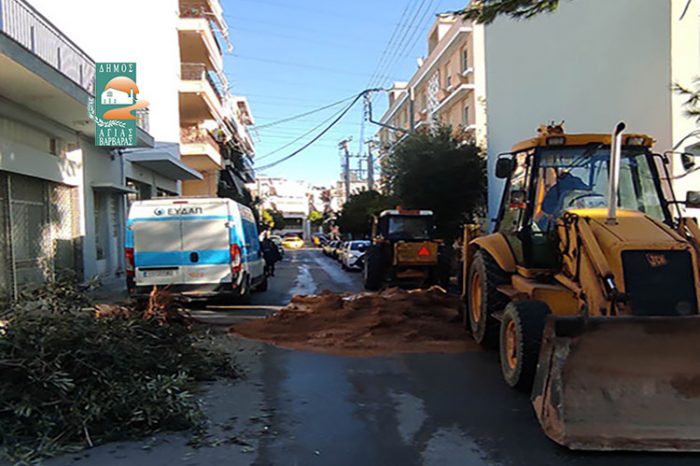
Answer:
[363, 209, 448, 290]
[463, 122, 700, 451]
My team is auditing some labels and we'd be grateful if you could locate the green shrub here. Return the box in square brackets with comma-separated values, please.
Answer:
[0, 279, 237, 464]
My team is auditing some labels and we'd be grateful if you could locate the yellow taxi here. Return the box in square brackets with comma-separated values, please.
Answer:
[281, 236, 304, 249]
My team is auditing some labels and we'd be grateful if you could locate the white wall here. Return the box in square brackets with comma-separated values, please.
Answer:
[483, 0, 698, 225]
[80, 140, 124, 280]
[30, 0, 182, 142]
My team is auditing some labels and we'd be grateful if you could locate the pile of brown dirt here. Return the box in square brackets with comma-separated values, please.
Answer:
[231, 287, 480, 356]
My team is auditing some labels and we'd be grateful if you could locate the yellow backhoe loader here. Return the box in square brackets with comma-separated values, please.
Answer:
[463, 122, 700, 451]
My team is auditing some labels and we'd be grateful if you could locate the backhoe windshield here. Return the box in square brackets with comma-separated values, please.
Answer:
[386, 216, 432, 240]
[532, 146, 667, 229]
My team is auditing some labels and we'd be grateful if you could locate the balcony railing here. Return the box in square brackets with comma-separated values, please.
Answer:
[136, 109, 149, 132]
[179, 8, 223, 56]
[181, 126, 219, 148]
[180, 62, 225, 104]
[0, 0, 95, 94]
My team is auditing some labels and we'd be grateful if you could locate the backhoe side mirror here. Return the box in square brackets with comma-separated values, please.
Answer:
[687, 191, 700, 209]
[496, 158, 514, 179]
[681, 152, 696, 171]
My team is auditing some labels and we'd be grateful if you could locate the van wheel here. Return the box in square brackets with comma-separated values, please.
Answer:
[238, 276, 252, 304]
[257, 275, 268, 292]
[499, 301, 550, 392]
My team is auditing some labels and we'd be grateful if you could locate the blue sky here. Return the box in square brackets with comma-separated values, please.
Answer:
[223, 0, 467, 187]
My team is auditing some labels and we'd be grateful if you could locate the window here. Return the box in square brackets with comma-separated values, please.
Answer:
[94, 192, 109, 260]
[461, 48, 469, 71]
[49, 138, 58, 156]
[387, 216, 432, 240]
[498, 152, 532, 235]
[462, 105, 470, 125]
[444, 61, 452, 89]
[531, 146, 668, 230]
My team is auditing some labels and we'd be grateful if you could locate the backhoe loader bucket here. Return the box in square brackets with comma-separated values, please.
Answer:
[532, 315, 700, 451]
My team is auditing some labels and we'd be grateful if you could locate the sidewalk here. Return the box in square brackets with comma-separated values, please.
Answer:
[88, 276, 130, 305]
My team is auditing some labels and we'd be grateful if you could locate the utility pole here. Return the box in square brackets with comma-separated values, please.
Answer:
[366, 139, 376, 191]
[338, 138, 351, 202]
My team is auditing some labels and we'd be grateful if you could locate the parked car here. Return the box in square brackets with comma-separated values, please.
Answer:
[334, 241, 347, 261]
[341, 240, 371, 270]
[322, 240, 337, 256]
[268, 235, 285, 259]
[126, 197, 267, 303]
[282, 236, 304, 249]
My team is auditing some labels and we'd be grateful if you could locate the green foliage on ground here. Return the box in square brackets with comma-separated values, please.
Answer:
[336, 190, 398, 238]
[0, 280, 237, 464]
[382, 125, 486, 242]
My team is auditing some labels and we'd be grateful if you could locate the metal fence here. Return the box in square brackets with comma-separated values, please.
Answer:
[0, 172, 80, 301]
[0, 0, 95, 94]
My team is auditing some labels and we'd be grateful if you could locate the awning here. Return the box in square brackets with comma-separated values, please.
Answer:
[92, 182, 137, 194]
[125, 145, 203, 181]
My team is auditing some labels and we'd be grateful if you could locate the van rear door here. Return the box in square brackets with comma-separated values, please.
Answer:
[131, 204, 186, 287]
[180, 200, 231, 286]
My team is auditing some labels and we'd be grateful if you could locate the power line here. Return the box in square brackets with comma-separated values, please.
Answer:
[371, 0, 433, 91]
[253, 94, 357, 130]
[250, 90, 376, 172]
[256, 104, 352, 161]
[365, 0, 416, 89]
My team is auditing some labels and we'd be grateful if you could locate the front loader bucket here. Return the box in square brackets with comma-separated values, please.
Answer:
[532, 315, 700, 451]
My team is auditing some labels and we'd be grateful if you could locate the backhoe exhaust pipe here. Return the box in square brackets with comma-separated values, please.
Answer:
[606, 122, 626, 225]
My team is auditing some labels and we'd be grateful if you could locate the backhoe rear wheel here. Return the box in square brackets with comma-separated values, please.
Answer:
[363, 246, 383, 291]
[499, 300, 550, 392]
[467, 250, 509, 348]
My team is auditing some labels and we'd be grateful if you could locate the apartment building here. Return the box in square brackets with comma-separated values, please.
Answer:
[249, 177, 312, 239]
[0, 0, 168, 299]
[30, 0, 257, 201]
[377, 14, 484, 156]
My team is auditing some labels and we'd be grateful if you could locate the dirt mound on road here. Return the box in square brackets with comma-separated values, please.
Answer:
[231, 287, 479, 356]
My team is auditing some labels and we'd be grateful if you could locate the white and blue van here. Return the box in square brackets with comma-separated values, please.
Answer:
[125, 197, 266, 301]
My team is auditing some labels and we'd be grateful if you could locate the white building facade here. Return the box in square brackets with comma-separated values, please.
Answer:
[480, 0, 699, 226]
[0, 0, 176, 298]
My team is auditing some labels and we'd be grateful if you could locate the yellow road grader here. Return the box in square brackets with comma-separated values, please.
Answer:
[463, 123, 700, 451]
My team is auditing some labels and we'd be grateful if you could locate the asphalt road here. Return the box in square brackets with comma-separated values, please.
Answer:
[48, 249, 700, 466]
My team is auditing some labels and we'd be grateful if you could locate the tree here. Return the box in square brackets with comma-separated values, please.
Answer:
[260, 208, 286, 231]
[383, 125, 486, 242]
[307, 210, 324, 228]
[336, 190, 397, 238]
[457, 0, 562, 24]
[675, 79, 700, 123]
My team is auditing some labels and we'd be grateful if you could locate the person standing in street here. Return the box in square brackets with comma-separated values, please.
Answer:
[261, 238, 282, 277]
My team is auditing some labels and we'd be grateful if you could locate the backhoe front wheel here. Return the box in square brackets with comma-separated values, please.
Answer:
[499, 301, 551, 393]
[467, 250, 509, 348]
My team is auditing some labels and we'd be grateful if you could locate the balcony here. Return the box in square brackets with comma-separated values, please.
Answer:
[179, 0, 230, 50]
[0, 0, 94, 93]
[179, 62, 225, 125]
[178, 14, 223, 73]
[180, 126, 222, 171]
